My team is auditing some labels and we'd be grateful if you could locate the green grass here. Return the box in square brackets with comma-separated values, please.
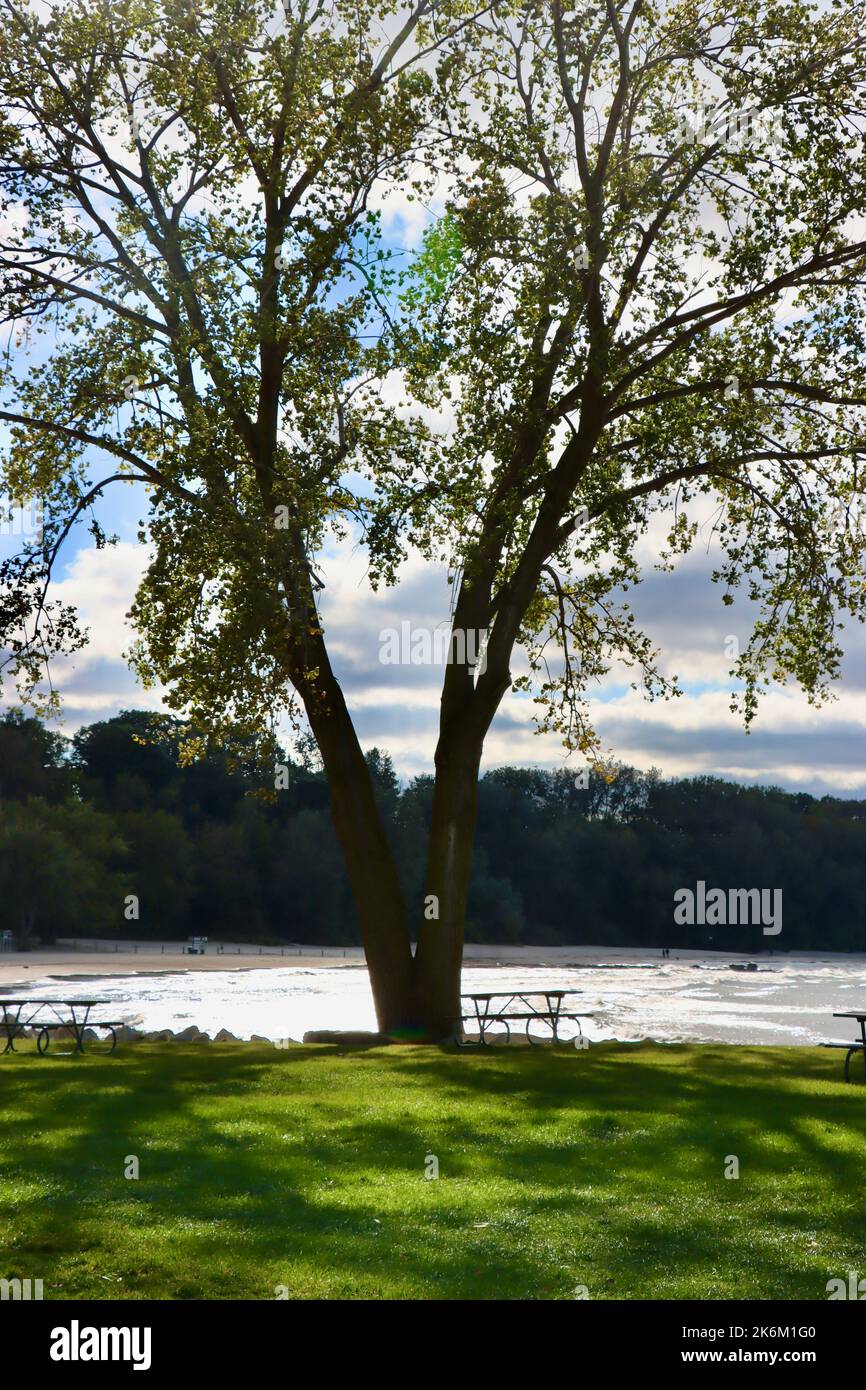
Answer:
[0, 1042, 863, 1300]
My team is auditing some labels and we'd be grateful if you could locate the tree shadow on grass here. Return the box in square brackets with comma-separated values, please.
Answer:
[0, 1043, 863, 1299]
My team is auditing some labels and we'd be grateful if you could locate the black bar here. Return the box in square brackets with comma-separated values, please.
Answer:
[0, 1297, 858, 1377]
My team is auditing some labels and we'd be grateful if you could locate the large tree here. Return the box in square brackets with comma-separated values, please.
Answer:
[2, 0, 866, 1037]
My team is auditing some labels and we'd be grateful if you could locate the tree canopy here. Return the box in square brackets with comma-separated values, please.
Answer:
[2, 0, 866, 1033]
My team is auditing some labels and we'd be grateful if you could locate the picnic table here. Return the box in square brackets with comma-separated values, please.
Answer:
[0, 999, 122, 1056]
[826, 1011, 866, 1082]
[459, 989, 590, 1046]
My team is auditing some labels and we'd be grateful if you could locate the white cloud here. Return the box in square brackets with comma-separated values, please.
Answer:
[9, 541, 167, 732]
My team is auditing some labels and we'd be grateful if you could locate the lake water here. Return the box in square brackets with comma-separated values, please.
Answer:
[7, 953, 866, 1045]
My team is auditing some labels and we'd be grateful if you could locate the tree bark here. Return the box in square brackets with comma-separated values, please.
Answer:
[293, 633, 416, 1034]
[287, 551, 507, 1041]
[413, 731, 484, 1040]
[296, 627, 488, 1041]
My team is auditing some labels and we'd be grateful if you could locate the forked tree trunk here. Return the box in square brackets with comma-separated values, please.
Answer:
[294, 607, 492, 1041]
[304, 667, 484, 1039]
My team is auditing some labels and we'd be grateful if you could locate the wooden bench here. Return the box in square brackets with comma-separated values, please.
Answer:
[0, 998, 115, 1056]
[460, 1010, 590, 1045]
[459, 990, 591, 1046]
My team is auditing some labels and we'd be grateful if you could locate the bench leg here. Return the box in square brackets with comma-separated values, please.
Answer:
[2, 1017, 24, 1053]
[844, 1047, 864, 1083]
[477, 1018, 509, 1045]
[456, 1020, 483, 1048]
[526, 1018, 554, 1046]
[475, 1023, 508, 1045]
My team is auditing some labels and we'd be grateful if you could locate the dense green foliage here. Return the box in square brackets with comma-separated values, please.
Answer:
[0, 1043, 863, 1300]
[3, 1, 866, 1030]
[0, 708, 863, 951]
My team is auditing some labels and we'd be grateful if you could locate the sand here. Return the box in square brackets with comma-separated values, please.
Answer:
[0, 940, 364, 988]
[1, 937, 859, 991]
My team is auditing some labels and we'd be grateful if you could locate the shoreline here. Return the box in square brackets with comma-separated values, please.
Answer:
[1, 938, 864, 991]
[0, 943, 363, 989]
[0, 940, 862, 1047]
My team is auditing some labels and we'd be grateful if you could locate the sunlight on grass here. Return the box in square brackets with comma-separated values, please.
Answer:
[0, 1043, 863, 1300]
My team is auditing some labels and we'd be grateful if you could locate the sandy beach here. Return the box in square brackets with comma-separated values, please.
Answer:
[1, 938, 863, 990]
[0, 938, 366, 987]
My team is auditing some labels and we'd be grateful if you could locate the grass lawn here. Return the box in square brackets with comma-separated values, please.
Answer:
[0, 1041, 863, 1300]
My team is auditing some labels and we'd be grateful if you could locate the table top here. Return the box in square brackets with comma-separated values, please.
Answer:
[0, 998, 113, 1007]
[462, 989, 581, 1001]
[833, 1011, 866, 1021]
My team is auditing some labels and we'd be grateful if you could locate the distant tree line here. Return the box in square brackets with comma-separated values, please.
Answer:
[0, 709, 863, 952]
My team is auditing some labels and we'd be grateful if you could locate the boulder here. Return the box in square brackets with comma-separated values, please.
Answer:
[214, 1028, 239, 1042]
[302, 1029, 393, 1046]
[174, 1025, 207, 1042]
[116, 1024, 143, 1043]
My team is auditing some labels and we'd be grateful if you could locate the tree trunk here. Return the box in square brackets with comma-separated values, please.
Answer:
[290, 581, 493, 1041]
[17, 907, 36, 952]
[413, 733, 484, 1041]
[301, 653, 484, 1041]
[294, 637, 415, 1033]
